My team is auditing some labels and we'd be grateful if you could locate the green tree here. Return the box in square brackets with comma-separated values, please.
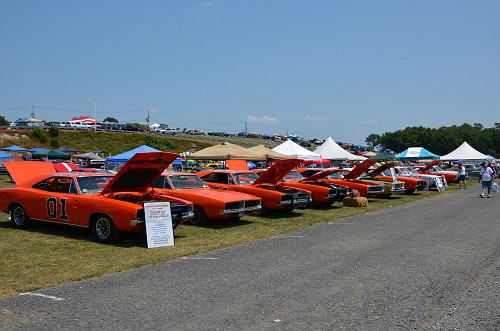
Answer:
[48, 126, 60, 138]
[0, 116, 9, 126]
[31, 127, 47, 143]
[103, 117, 119, 123]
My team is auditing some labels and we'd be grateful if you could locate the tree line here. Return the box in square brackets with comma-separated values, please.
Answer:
[365, 123, 500, 157]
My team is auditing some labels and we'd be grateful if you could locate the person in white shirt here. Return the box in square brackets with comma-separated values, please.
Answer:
[478, 162, 495, 198]
[457, 162, 467, 189]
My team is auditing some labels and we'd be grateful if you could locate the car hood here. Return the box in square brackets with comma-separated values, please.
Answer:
[419, 160, 439, 172]
[300, 168, 344, 182]
[365, 162, 396, 177]
[4, 161, 57, 186]
[252, 158, 303, 185]
[343, 159, 377, 180]
[173, 187, 259, 202]
[100, 152, 178, 195]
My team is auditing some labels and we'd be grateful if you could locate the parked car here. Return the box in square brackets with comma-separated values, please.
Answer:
[365, 163, 427, 194]
[407, 160, 459, 183]
[296, 160, 386, 198]
[197, 158, 312, 215]
[152, 171, 261, 225]
[253, 168, 348, 206]
[0, 152, 194, 243]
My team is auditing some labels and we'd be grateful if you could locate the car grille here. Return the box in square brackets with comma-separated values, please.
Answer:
[225, 200, 261, 210]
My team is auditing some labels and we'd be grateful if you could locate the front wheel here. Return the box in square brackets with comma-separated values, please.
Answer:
[10, 204, 31, 228]
[189, 206, 207, 226]
[91, 214, 122, 244]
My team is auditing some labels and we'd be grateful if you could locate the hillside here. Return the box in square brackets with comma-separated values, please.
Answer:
[0, 130, 291, 156]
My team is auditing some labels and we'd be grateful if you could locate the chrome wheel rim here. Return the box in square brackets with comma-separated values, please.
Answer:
[13, 207, 25, 226]
[95, 218, 110, 240]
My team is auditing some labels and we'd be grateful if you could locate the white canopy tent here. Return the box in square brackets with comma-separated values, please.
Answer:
[440, 141, 491, 161]
[272, 139, 321, 160]
[313, 136, 367, 161]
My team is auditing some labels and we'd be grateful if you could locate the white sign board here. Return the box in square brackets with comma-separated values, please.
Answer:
[144, 202, 174, 248]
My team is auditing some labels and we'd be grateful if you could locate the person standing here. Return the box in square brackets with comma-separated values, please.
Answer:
[478, 162, 495, 198]
[457, 162, 467, 189]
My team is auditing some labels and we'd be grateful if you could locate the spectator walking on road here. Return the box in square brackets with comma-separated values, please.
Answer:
[457, 162, 467, 189]
[478, 162, 495, 198]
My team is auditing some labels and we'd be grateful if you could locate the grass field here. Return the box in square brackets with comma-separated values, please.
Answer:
[0, 171, 447, 299]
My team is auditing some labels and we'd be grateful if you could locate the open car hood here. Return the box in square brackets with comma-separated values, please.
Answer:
[300, 168, 344, 182]
[253, 158, 303, 185]
[343, 159, 377, 180]
[365, 162, 397, 177]
[100, 152, 178, 195]
[4, 161, 57, 186]
[419, 160, 440, 172]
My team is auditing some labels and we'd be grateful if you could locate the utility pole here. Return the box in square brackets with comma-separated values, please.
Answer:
[245, 122, 247, 131]
[31, 106, 35, 118]
[146, 109, 150, 132]
[94, 98, 97, 131]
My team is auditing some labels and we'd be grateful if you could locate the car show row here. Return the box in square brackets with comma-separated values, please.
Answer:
[0, 151, 458, 244]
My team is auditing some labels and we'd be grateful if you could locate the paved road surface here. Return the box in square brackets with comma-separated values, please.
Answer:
[1, 184, 499, 330]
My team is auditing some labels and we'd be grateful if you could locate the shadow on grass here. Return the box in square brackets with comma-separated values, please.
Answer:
[198, 217, 254, 230]
[0, 219, 187, 248]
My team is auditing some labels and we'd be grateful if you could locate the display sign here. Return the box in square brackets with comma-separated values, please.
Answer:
[144, 202, 174, 248]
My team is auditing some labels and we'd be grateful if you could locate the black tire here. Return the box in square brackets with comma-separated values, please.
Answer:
[91, 214, 122, 244]
[10, 204, 30, 228]
[190, 206, 207, 226]
[257, 204, 268, 216]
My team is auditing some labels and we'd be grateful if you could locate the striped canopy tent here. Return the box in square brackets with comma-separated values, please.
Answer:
[395, 147, 440, 160]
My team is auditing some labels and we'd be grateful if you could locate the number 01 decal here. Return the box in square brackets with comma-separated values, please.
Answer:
[46, 197, 69, 221]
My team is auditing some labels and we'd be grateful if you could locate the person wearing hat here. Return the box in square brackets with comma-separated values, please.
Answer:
[478, 162, 495, 198]
[457, 162, 467, 189]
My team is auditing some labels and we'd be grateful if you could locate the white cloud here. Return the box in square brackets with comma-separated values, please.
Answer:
[246, 115, 279, 124]
[304, 115, 331, 121]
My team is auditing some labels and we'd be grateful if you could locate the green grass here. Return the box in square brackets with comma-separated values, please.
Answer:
[0, 171, 447, 299]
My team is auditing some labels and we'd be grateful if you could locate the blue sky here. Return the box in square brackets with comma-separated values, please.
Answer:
[1, 1, 499, 145]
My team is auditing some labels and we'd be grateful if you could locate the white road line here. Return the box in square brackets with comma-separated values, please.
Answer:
[181, 257, 220, 260]
[19, 292, 64, 301]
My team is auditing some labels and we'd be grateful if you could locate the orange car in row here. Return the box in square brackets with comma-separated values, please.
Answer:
[0, 152, 195, 243]
[197, 158, 312, 215]
[152, 171, 262, 225]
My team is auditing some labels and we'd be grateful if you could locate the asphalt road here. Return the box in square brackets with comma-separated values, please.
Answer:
[1, 184, 499, 330]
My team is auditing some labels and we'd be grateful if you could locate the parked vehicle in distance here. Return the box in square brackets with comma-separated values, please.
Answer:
[0, 152, 194, 243]
[366, 163, 426, 194]
[408, 160, 459, 183]
[153, 171, 261, 225]
[253, 169, 348, 206]
[197, 158, 312, 216]
[297, 160, 386, 198]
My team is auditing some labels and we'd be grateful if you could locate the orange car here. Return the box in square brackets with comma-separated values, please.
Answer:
[253, 168, 349, 206]
[152, 171, 262, 225]
[408, 160, 457, 183]
[366, 163, 427, 194]
[0, 152, 194, 243]
[297, 160, 386, 198]
[197, 158, 312, 215]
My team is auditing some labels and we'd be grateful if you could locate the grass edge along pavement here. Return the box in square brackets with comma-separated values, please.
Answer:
[0, 176, 447, 300]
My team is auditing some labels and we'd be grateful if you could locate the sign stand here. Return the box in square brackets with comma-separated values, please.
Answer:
[144, 202, 174, 248]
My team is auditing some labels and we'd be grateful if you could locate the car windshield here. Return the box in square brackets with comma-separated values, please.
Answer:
[234, 172, 259, 184]
[169, 174, 206, 189]
[283, 170, 304, 182]
[432, 166, 445, 171]
[328, 172, 344, 179]
[76, 175, 113, 194]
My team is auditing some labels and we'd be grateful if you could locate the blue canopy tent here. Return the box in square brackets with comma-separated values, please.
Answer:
[0, 152, 14, 160]
[105, 145, 160, 164]
[395, 147, 440, 160]
[2, 145, 28, 152]
[28, 147, 49, 153]
[57, 147, 78, 153]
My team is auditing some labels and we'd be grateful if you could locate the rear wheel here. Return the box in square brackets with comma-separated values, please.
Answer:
[91, 214, 121, 244]
[10, 204, 30, 228]
[190, 206, 207, 226]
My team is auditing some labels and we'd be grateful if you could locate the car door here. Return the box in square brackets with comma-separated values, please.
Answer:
[31, 177, 81, 224]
